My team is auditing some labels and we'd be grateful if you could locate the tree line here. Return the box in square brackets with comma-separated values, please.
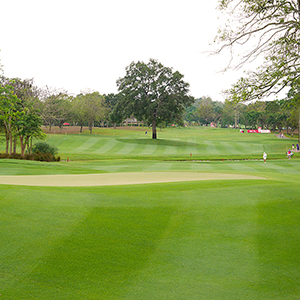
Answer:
[0, 76, 116, 156]
[1, 49, 300, 158]
[1, 72, 300, 159]
[185, 94, 300, 138]
[1, 59, 195, 147]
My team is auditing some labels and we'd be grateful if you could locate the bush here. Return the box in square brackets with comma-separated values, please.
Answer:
[0, 153, 10, 159]
[32, 142, 58, 156]
[0, 142, 60, 162]
[32, 151, 60, 162]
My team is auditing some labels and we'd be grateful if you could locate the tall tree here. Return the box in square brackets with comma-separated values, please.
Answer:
[71, 94, 86, 132]
[105, 93, 124, 129]
[0, 77, 42, 153]
[286, 81, 300, 141]
[117, 59, 194, 139]
[0, 77, 45, 156]
[221, 100, 239, 127]
[197, 96, 214, 125]
[14, 107, 44, 156]
[41, 88, 71, 132]
[0, 83, 18, 154]
[215, 0, 300, 101]
[265, 100, 281, 132]
[184, 104, 199, 125]
[0, 77, 40, 108]
[80, 91, 106, 134]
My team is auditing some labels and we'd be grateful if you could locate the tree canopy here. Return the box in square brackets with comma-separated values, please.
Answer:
[0, 77, 45, 156]
[72, 91, 107, 134]
[116, 59, 194, 139]
[216, 0, 300, 102]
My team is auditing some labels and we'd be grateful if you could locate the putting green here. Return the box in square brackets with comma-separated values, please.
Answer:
[0, 172, 265, 186]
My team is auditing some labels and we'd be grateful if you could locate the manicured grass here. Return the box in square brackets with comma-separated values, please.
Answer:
[1, 126, 298, 161]
[1, 127, 300, 299]
[1, 172, 300, 299]
[1, 157, 300, 178]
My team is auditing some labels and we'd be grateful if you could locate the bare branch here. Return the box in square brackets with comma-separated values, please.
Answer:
[214, 0, 300, 102]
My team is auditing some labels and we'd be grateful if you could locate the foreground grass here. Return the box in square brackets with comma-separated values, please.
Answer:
[1, 128, 300, 299]
[0, 159, 300, 299]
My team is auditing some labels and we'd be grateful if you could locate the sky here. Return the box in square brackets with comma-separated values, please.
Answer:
[1, 0, 248, 101]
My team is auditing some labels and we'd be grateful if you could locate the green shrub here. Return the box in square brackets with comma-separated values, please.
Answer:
[0, 142, 60, 162]
[32, 151, 54, 162]
[32, 142, 58, 156]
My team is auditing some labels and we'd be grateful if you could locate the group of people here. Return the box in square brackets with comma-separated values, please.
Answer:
[287, 143, 299, 160]
[263, 142, 299, 163]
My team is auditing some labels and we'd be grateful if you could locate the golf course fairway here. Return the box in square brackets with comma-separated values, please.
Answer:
[1, 127, 299, 299]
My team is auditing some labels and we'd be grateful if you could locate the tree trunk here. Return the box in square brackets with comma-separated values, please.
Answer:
[234, 110, 238, 128]
[152, 118, 157, 139]
[298, 108, 300, 143]
[20, 136, 25, 157]
[5, 117, 13, 155]
[78, 121, 83, 133]
[9, 131, 13, 155]
[5, 131, 9, 154]
[13, 137, 17, 154]
[29, 137, 33, 155]
[20, 136, 30, 157]
[89, 121, 93, 134]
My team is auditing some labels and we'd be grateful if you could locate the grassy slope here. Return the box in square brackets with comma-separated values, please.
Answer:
[1, 127, 300, 299]
[1, 126, 298, 160]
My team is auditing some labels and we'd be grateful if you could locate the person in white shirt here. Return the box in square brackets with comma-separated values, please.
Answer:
[263, 152, 267, 163]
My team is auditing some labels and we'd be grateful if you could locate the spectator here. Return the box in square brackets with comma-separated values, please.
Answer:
[263, 152, 267, 163]
[287, 149, 293, 160]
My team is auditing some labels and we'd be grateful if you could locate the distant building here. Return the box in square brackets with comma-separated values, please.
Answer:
[124, 117, 138, 125]
[123, 117, 144, 126]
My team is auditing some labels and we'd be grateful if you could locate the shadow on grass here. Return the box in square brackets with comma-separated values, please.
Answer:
[117, 138, 199, 147]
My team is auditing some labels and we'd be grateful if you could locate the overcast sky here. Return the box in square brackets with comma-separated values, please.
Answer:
[1, 0, 248, 101]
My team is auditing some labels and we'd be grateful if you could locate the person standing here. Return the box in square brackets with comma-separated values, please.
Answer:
[263, 152, 267, 163]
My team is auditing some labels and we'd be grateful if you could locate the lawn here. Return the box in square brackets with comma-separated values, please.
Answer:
[0, 127, 300, 299]
[2, 126, 297, 160]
